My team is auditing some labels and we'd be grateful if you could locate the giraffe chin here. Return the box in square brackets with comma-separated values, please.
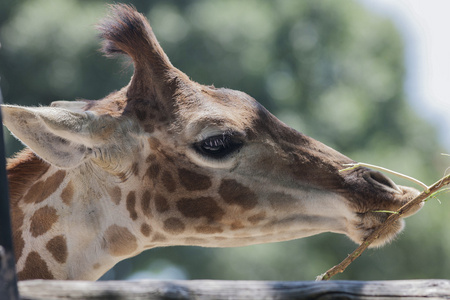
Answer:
[348, 214, 405, 248]
[348, 192, 423, 248]
[342, 180, 422, 248]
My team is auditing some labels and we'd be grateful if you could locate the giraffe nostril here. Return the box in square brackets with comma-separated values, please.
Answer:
[364, 170, 402, 194]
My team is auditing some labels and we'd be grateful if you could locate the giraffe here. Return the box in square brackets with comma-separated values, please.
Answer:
[2, 4, 422, 281]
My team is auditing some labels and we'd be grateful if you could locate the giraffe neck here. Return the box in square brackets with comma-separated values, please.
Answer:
[8, 149, 148, 280]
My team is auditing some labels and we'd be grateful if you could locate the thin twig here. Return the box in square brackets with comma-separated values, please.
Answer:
[316, 173, 450, 281]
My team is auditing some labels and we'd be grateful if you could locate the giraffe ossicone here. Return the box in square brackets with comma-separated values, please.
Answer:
[2, 4, 422, 280]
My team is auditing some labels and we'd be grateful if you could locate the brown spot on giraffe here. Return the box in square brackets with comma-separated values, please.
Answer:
[158, 115, 168, 123]
[141, 189, 153, 217]
[30, 206, 58, 237]
[146, 163, 160, 179]
[46, 235, 68, 264]
[219, 179, 258, 211]
[126, 191, 138, 220]
[61, 180, 74, 205]
[163, 217, 186, 235]
[162, 171, 176, 192]
[148, 137, 162, 151]
[151, 232, 167, 242]
[144, 123, 155, 133]
[135, 109, 147, 121]
[13, 232, 25, 262]
[155, 193, 170, 213]
[268, 192, 300, 211]
[176, 197, 225, 222]
[140, 223, 151, 237]
[23, 170, 66, 204]
[195, 225, 224, 234]
[107, 186, 122, 205]
[10, 206, 25, 261]
[230, 221, 245, 230]
[18, 251, 54, 280]
[248, 212, 267, 225]
[104, 225, 138, 257]
[146, 154, 157, 163]
[158, 149, 176, 164]
[178, 168, 212, 191]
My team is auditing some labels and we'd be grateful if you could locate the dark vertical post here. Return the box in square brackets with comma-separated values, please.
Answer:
[0, 70, 19, 298]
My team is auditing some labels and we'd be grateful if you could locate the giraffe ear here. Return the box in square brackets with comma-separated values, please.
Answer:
[1, 104, 116, 168]
[50, 100, 88, 112]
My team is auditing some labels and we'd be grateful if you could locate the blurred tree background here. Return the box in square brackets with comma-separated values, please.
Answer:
[1, 0, 449, 280]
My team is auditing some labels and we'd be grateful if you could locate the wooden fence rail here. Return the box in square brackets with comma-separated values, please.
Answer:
[17, 279, 450, 300]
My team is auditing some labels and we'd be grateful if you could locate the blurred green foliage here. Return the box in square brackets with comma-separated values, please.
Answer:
[1, 0, 449, 280]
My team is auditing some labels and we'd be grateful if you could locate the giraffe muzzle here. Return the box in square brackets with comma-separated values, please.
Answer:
[363, 170, 402, 194]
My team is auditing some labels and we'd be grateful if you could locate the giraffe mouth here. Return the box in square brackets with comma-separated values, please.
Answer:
[348, 183, 422, 247]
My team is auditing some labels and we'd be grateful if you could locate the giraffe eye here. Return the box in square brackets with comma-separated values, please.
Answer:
[194, 133, 243, 159]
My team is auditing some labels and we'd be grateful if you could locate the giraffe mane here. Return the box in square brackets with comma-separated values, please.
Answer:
[7, 149, 50, 205]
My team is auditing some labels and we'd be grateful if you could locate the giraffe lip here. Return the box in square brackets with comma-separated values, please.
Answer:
[397, 186, 423, 217]
[363, 185, 422, 218]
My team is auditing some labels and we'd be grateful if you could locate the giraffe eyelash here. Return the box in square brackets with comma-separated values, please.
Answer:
[193, 132, 244, 160]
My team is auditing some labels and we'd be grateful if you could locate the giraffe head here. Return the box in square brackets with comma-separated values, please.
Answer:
[3, 5, 421, 280]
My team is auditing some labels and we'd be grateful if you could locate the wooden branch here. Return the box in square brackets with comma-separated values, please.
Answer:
[17, 279, 450, 300]
[317, 173, 450, 281]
